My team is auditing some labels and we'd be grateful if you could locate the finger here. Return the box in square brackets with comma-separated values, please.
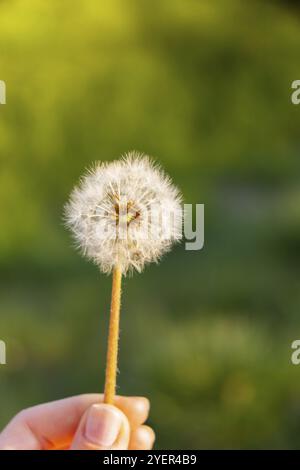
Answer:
[70, 404, 130, 450]
[129, 425, 155, 450]
[114, 396, 150, 428]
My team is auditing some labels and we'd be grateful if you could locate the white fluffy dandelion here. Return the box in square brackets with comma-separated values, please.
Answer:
[65, 152, 182, 274]
[64, 151, 183, 403]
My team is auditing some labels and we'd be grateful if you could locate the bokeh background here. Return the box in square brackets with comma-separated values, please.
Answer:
[1, 0, 300, 449]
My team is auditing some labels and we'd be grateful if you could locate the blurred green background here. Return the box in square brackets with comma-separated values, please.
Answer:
[1, 0, 300, 449]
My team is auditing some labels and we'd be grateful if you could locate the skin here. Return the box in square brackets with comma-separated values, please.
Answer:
[0, 394, 155, 450]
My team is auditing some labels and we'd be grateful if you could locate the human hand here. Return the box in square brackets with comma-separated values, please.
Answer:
[0, 394, 155, 450]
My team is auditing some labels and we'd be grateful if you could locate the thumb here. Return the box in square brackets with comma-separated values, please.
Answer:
[70, 403, 130, 450]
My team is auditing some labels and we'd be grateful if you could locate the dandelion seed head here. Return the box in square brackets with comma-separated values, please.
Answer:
[64, 151, 183, 275]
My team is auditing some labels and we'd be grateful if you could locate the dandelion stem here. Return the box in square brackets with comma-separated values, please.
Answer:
[104, 265, 122, 404]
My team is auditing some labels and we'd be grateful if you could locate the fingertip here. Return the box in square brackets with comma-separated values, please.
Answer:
[130, 425, 155, 450]
[116, 396, 150, 426]
[84, 404, 123, 447]
[71, 403, 129, 450]
[131, 396, 150, 419]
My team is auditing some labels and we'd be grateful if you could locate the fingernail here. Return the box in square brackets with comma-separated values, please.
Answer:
[84, 404, 122, 447]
